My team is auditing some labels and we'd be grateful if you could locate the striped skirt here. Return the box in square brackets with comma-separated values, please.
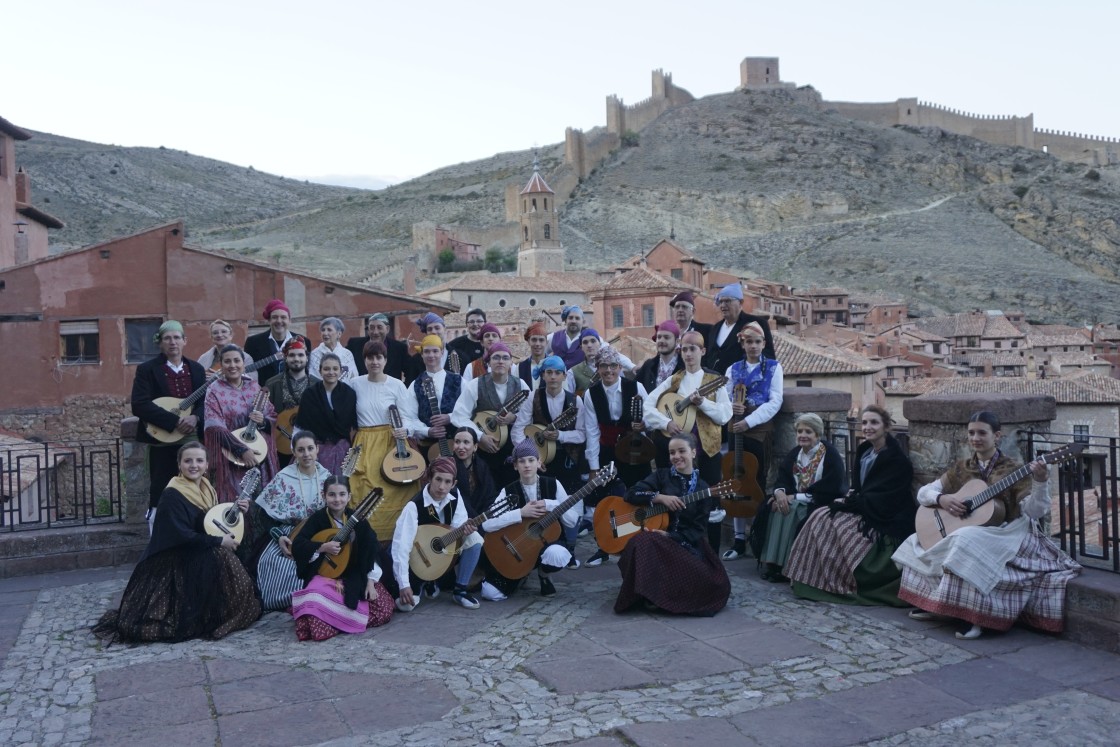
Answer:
[291, 575, 394, 641]
[256, 527, 301, 611]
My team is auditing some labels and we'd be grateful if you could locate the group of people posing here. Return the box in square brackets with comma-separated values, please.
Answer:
[98, 286, 1081, 645]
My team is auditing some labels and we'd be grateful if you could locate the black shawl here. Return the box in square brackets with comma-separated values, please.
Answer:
[830, 434, 915, 543]
[626, 468, 713, 548]
[297, 380, 357, 443]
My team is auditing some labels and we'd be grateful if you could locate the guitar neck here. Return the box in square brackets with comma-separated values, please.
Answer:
[178, 377, 217, 411]
[537, 479, 600, 531]
[643, 487, 715, 519]
[241, 392, 266, 439]
[440, 508, 489, 545]
[967, 463, 1034, 509]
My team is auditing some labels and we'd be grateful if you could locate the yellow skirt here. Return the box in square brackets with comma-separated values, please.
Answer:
[349, 426, 421, 540]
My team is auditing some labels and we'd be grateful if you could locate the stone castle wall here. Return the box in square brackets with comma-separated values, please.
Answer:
[0, 395, 128, 443]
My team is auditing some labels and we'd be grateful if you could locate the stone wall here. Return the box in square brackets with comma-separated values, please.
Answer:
[770, 387, 853, 489]
[0, 395, 129, 442]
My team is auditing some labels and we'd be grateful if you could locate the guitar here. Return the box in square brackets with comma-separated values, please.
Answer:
[614, 396, 656, 466]
[522, 404, 578, 465]
[914, 443, 1084, 550]
[282, 445, 362, 545]
[472, 388, 529, 451]
[223, 389, 272, 466]
[145, 351, 284, 444]
[420, 377, 454, 462]
[204, 468, 261, 544]
[380, 405, 426, 485]
[275, 407, 300, 456]
[484, 463, 617, 579]
[593, 480, 735, 555]
[721, 384, 764, 519]
[306, 488, 385, 578]
[408, 494, 515, 581]
[656, 375, 729, 436]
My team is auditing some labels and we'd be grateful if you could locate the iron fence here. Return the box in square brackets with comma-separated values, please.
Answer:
[0, 439, 124, 531]
[1022, 430, 1118, 573]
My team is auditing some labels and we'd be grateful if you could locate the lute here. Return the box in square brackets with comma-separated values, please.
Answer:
[223, 389, 272, 466]
[204, 468, 262, 544]
[380, 404, 426, 485]
[522, 403, 578, 465]
[408, 494, 515, 581]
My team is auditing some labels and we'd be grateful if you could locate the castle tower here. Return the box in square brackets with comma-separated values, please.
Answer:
[739, 57, 782, 88]
[516, 158, 564, 277]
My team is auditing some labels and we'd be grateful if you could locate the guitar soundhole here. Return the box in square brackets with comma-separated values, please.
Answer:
[634, 507, 647, 522]
[527, 523, 543, 540]
[431, 538, 445, 553]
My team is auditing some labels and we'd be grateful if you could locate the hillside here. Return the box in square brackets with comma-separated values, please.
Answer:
[15, 88, 1120, 323]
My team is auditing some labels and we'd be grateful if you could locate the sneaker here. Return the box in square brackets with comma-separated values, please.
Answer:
[539, 575, 556, 597]
[721, 540, 747, 561]
[566, 557, 581, 570]
[395, 596, 419, 613]
[708, 508, 727, 524]
[422, 582, 440, 599]
[586, 549, 610, 567]
[577, 518, 593, 537]
[453, 590, 480, 610]
[480, 581, 507, 602]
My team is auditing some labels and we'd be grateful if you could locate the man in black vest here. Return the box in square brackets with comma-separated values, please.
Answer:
[131, 321, 207, 532]
[264, 339, 311, 468]
[400, 334, 462, 458]
[583, 346, 650, 490]
[244, 299, 311, 384]
[703, 283, 775, 374]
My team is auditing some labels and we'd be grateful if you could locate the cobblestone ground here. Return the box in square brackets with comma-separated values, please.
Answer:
[1, 545, 1118, 747]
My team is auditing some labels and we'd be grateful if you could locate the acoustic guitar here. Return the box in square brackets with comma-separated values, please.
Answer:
[145, 351, 283, 444]
[473, 388, 529, 450]
[381, 405, 426, 485]
[484, 462, 617, 579]
[275, 407, 300, 456]
[914, 443, 1083, 550]
[615, 396, 656, 466]
[420, 377, 454, 462]
[522, 404, 578, 465]
[593, 480, 735, 555]
[223, 389, 272, 467]
[721, 384, 765, 519]
[307, 488, 384, 578]
[408, 494, 515, 581]
[203, 468, 261, 544]
[656, 375, 729, 436]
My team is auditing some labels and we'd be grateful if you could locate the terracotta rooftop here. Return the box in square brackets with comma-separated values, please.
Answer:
[981, 314, 1025, 339]
[913, 313, 987, 340]
[594, 266, 696, 293]
[1027, 334, 1093, 349]
[1045, 352, 1103, 366]
[1028, 324, 1091, 338]
[958, 351, 1029, 367]
[899, 326, 949, 343]
[1092, 325, 1120, 342]
[520, 169, 554, 195]
[886, 375, 1120, 405]
[444, 308, 560, 328]
[774, 333, 884, 376]
[421, 270, 600, 295]
[799, 287, 848, 296]
[615, 238, 700, 271]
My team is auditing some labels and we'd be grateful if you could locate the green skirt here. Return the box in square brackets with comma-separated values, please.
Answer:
[792, 537, 907, 607]
[759, 501, 809, 569]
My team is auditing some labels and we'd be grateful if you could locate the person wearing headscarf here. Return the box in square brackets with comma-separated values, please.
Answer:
[670, 291, 712, 341]
[387, 456, 484, 611]
[635, 320, 684, 393]
[131, 320, 208, 533]
[703, 283, 775, 375]
[463, 322, 505, 382]
[564, 328, 638, 396]
[346, 312, 408, 380]
[479, 438, 581, 600]
[518, 321, 551, 391]
[406, 312, 453, 383]
[244, 299, 311, 383]
[309, 317, 359, 383]
[399, 334, 462, 460]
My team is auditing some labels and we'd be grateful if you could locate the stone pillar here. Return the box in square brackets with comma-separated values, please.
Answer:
[771, 387, 853, 489]
[119, 417, 151, 526]
[902, 392, 1056, 489]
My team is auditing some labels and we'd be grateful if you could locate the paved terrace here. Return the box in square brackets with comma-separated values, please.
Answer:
[1, 536, 1118, 747]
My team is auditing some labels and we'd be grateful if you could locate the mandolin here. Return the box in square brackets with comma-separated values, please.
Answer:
[914, 443, 1084, 550]
[204, 468, 261, 544]
[472, 388, 529, 450]
[381, 405, 426, 485]
[408, 494, 515, 581]
[593, 480, 735, 555]
[420, 377, 454, 462]
[223, 389, 272, 466]
[307, 488, 384, 578]
[145, 352, 283, 444]
[720, 384, 764, 519]
[614, 396, 656, 466]
[283, 445, 362, 546]
[656, 375, 729, 437]
[522, 404, 578, 465]
[274, 407, 300, 456]
[484, 462, 617, 579]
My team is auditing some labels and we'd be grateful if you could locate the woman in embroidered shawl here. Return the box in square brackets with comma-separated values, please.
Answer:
[296, 352, 357, 474]
[93, 443, 261, 643]
[290, 475, 394, 640]
[786, 405, 915, 606]
[253, 431, 331, 610]
[615, 433, 730, 616]
[204, 344, 278, 505]
[721, 321, 783, 561]
[892, 411, 1080, 639]
[749, 413, 847, 582]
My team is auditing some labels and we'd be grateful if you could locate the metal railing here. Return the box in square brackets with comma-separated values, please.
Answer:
[1022, 430, 1119, 573]
[0, 439, 124, 531]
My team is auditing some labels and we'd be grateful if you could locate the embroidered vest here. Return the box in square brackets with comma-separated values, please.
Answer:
[730, 356, 777, 408]
[667, 370, 722, 457]
[551, 332, 584, 368]
[571, 361, 595, 396]
[476, 374, 510, 414]
[412, 491, 459, 526]
[588, 378, 637, 444]
[532, 388, 577, 431]
[943, 454, 1027, 521]
[503, 477, 558, 510]
[414, 371, 462, 425]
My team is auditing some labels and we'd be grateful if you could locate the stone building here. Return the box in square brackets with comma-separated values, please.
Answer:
[517, 163, 563, 277]
[0, 115, 63, 270]
[774, 333, 883, 412]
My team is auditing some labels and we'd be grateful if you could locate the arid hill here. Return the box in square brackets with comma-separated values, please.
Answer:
[17, 88, 1120, 323]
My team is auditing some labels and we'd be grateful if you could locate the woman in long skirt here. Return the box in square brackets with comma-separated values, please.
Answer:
[94, 442, 260, 642]
[615, 434, 730, 616]
[296, 352, 357, 474]
[290, 475, 394, 640]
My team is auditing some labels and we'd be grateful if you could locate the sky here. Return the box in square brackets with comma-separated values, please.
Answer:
[10, 1, 1118, 188]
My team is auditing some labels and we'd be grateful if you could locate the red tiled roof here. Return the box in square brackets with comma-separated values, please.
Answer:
[1027, 334, 1092, 349]
[775, 333, 883, 376]
[421, 271, 600, 295]
[520, 170, 554, 195]
[593, 266, 696, 293]
[886, 375, 1120, 405]
[982, 314, 1025, 339]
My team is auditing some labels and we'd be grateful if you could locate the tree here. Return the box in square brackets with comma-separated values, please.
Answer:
[438, 249, 455, 272]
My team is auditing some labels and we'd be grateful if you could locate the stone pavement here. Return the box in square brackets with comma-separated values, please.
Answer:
[1, 540, 1118, 747]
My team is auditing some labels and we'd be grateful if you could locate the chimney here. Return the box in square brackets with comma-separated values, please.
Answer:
[403, 256, 417, 295]
[15, 167, 29, 203]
